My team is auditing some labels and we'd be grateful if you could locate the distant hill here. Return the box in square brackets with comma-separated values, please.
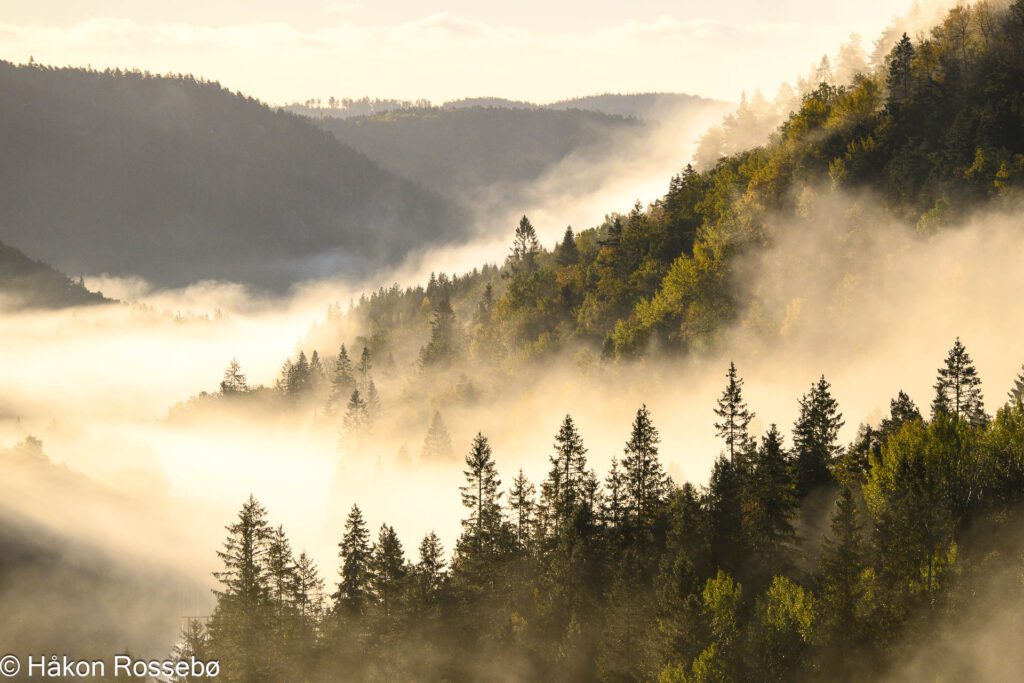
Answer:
[0, 240, 110, 309]
[313, 106, 640, 199]
[544, 92, 724, 120]
[0, 62, 467, 290]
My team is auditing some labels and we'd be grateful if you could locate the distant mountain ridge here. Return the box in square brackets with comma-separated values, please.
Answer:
[0, 62, 468, 290]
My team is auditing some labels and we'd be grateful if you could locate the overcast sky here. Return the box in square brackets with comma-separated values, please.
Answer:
[0, 0, 921, 104]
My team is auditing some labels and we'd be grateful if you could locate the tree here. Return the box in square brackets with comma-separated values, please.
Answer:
[343, 389, 368, 434]
[622, 405, 670, 521]
[1009, 365, 1024, 403]
[556, 226, 579, 266]
[458, 433, 504, 555]
[542, 414, 590, 529]
[358, 346, 373, 386]
[931, 338, 986, 425]
[309, 350, 327, 396]
[335, 504, 373, 617]
[421, 411, 454, 462]
[293, 552, 325, 624]
[744, 425, 797, 584]
[880, 390, 921, 437]
[420, 298, 460, 367]
[327, 344, 356, 414]
[602, 457, 628, 529]
[792, 375, 844, 496]
[364, 379, 381, 421]
[287, 351, 311, 397]
[370, 524, 407, 618]
[713, 362, 754, 463]
[220, 358, 249, 394]
[265, 525, 297, 610]
[508, 469, 536, 550]
[815, 485, 867, 664]
[509, 215, 541, 270]
[886, 33, 915, 110]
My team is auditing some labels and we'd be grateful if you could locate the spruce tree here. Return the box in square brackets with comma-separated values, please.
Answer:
[421, 411, 454, 462]
[220, 358, 249, 394]
[265, 525, 298, 611]
[886, 33, 915, 110]
[508, 469, 536, 549]
[792, 375, 844, 496]
[293, 552, 325, 624]
[556, 226, 579, 266]
[287, 351, 311, 397]
[309, 350, 326, 395]
[1010, 365, 1024, 404]
[214, 494, 273, 606]
[744, 425, 797, 583]
[335, 504, 373, 617]
[713, 362, 755, 463]
[327, 344, 356, 414]
[457, 433, 505, 559]
[543, 414, 590, 530]
[419, 298, 460, 367]
[370, 524, 407, 618]
[358, 346, 373, 387]
[931, 337, 986, 425]
[509, 215, 541, 270]
[880, 390, 921, 437]
[364, 379, 381, 422]
[602, 457, 628, 529]
[343, 389, 368, 433]
[622, 405, 670, 522]
[816, 485, 866, 657]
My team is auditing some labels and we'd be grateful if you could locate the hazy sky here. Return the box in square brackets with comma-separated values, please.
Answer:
[1, 0, 916, 104]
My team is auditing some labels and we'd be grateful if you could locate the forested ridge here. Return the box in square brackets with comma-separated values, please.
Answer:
[190, 340, 1024, 681]
[0, 61, 466, 290]
[316, 0, 1024, 369]
[0, 240, 110, 309]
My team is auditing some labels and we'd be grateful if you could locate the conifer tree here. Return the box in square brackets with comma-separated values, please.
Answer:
[458, 433, 505, 557]
[714, 362, 755, 463]
[416, 532, 446, 595]
[508, 469, 536, 549]
[358, 346, 373, 387]
[370, 524, 407, 618]
[220, 358, 249, 394]
[364, 379, 381, 421]
[744, 425, 798, 583]
[509, 215, 541, 270]
[419, 298, 460, 367]
[343, 389, 368, 433]
[265, 525, 298, 611]
[309, 350, 326, 395]
[335, 504, 373, 617]
[816, 485, 866, 658]
[880, 390, 922, 437]
[287, 351, 311, 397]
[932, 338, 986, 425]
[293, 552, 325, 624]
[556, 226, 579, 266]
[886, 33, 915, 110]
[792, 375, 844, 495]
[421, 411, 454, 462]
[602, 457, 628, 529]
[622, 405, 670, 521]
[543, 414, 590, 529]
[1010, 365, 1024, 404]
[327, 344, 357, 414]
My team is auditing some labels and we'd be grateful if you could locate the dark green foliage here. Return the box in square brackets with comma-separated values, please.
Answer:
[792, 375, 844, 496]
[931, 337, 987, 425]
[713, 362, 754, 463]
[622, 405, 670, 522]
[334, 505, 373, 617]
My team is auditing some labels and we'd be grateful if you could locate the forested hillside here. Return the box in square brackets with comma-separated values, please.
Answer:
[0, 241, 110, 309]
[321, 0, 1024, 367]
[0, 62, 466, 290]
[193, 341, 1024, 681]
[313, 107, 640, 200]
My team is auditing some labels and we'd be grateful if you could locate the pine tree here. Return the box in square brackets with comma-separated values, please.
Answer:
[1010, 365, 1024, 404]
[622, 405, 670, 522]
[543, 414, 590, 530]
[364, 379, 381, 421]
[370, 524, 407, 618]
[343, 389, 368, 433]
[931, 338, 986, 425]
[601, 457, 628, 529]
[886, 33, 915, 110]
[792, 375, 844, 496]
[214, 494, 273, 606]
[220, 358, 249, 394]
[287, 351, 311, 397]
[335, 504, 373, 617]
[416, 532, 446, 595]
[327, 344, 357, 414]
[714, 362, 755, 463]
[419, 298, 460, 367]
[265, 525, 298, 610]
[309, 350, 326, 395]
[556, 226, 579, 266]
[508, 469, 536, 549]
[421, 411, 454, 462]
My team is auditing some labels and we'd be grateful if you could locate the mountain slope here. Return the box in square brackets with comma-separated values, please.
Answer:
[0, 62, 467, 290]
[0, 240, 110, 309]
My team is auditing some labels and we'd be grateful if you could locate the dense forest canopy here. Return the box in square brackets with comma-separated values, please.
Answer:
[0, 240, 110, 309]
[0, 62, 467, 290]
